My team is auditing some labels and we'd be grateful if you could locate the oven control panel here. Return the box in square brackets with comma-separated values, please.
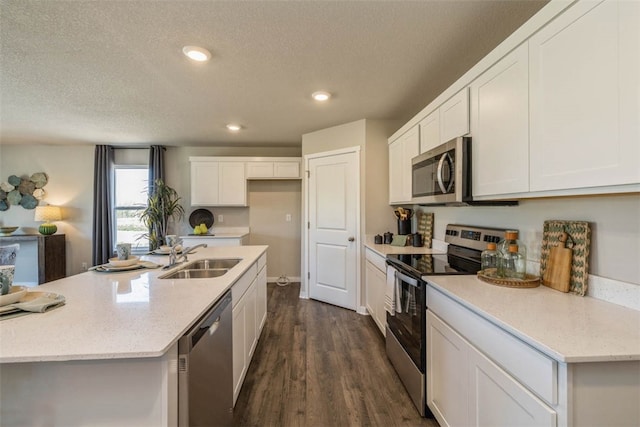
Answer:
[444, 224, 508, 251]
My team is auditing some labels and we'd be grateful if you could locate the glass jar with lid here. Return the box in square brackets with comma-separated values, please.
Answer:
[497, 230, 527, 278]
[481, 242, 499, 271]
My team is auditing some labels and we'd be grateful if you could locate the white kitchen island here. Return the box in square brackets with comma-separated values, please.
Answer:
[0, 245, 267, 427]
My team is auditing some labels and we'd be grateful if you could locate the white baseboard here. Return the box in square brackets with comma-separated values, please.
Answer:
[267, 276, 301, 283]
[356, 306, 368, 315]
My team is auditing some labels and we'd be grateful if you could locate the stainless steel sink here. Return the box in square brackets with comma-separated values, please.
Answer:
[161, 269, 229, 279]
[159, 258, 241, 279]
[187, 258, 241, 270]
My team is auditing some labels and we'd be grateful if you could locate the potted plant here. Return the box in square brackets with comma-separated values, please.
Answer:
[139, 179, 184, 251]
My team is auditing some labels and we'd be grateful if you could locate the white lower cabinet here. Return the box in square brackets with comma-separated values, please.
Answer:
[469, 344, 556, 427]
[427, 310, 556, 427]
[364, 248, 387, 336]
[232, 253, 267, 405]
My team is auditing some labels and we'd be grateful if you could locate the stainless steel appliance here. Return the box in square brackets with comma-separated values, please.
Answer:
[385, 224, 506, 417]
[178, 290, 233, 427]
[411, 137, 471, 205]
[411, 138, 517, 206]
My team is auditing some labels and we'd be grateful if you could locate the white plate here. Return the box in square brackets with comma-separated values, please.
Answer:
[0, 286, 27, 307]
[108, 256, 139, 267]
[152, 247, 182, 255]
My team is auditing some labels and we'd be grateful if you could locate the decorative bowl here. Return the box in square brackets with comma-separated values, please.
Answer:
[108, 256, 140, 268]
[0, 226, 19, 236]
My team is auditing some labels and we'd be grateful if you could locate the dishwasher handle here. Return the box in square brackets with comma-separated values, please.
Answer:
[182, 291, 232, 351]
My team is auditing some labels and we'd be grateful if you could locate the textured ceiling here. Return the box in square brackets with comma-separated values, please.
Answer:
[0, 0, 547, 147]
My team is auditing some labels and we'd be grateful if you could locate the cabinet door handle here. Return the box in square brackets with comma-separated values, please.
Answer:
[348, 237, 355, 242]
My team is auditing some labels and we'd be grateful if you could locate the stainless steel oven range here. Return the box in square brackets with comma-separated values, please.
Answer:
[385, 224, 506, 417]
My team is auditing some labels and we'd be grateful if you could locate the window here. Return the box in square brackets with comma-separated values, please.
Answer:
[114, 167, 148, 251]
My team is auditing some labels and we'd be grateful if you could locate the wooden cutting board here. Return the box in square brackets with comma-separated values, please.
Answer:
[539, 220, 591, 296]
[542, 232, 572, 292]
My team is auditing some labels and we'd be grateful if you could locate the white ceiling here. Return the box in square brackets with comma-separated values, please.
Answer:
[0, 0, 547, 147]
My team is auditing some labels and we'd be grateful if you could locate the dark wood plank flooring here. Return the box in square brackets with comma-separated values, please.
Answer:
[233, 282, 439, 427]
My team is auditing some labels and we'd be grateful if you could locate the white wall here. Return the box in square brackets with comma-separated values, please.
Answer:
[416, 193, 640, 285]
[248, 180, 301, 281]
[0, 144, 95, 276]
[164, 145, 302, 279]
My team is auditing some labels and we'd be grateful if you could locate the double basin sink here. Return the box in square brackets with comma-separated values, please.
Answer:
[160, 258, 241, 279]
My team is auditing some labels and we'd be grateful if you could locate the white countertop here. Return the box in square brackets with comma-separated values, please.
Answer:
[181, 232, 248, 239]
[428, 275, 640, 363]
[0, 245, 267, 363]
[364, 235, 447, 257]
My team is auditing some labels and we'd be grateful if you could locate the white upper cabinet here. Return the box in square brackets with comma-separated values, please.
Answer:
[529, 0, 640, 192]
[190, 158, 247, 206]
[471, 43, 530, 197]
[419, 109, 440, 153]
[246, 159, 301, 179]
[389, 125, 420, 204]
[440, 88, 470, 143]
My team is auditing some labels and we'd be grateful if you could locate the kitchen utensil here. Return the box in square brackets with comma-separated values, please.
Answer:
[383, 232, 394, 244]
[539, 220, 591, 296]
[542, 232, 572, 292]
[189, 209, 214, 228]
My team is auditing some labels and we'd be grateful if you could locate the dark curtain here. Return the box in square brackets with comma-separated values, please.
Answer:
[148, 145, 166, 194]
[92, 145, 114, 266]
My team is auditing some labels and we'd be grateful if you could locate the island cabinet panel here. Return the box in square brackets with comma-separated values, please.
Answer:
[529, 0, 640, 192]
[232, 253, 267, 405]
[0, 344, 178, 427]
[470, 42, 529, 197]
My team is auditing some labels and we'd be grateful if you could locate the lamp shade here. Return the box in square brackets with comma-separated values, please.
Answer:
[34, 206, 62, 222]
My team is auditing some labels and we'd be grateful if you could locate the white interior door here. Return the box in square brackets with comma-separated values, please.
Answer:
[307, 150, 359, 310]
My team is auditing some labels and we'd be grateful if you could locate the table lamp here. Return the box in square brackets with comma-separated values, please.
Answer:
[34, 205, 62, 235]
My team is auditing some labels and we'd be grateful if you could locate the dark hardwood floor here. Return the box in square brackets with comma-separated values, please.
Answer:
[233, 282, 439, 427]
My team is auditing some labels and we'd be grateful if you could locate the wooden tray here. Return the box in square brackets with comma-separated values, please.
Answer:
[477, 269, 540, 288]
[539, 220, 591, 296]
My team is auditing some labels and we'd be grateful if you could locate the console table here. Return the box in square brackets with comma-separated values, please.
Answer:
[0, 234, 66, 285]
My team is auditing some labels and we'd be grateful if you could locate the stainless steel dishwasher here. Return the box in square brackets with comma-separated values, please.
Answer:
[178, 290, 233, 427]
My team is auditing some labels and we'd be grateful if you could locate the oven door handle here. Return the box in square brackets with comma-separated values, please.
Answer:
[394, 269, 420, 288]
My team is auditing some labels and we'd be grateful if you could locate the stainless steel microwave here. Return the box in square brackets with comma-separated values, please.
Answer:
[411, 137, 472, 205]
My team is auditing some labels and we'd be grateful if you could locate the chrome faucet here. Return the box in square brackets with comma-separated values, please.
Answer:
[176, 244, 208, 264]
[164, 243, 208, 270]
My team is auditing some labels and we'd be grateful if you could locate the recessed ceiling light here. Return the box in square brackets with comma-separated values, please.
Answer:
[226, 124, 242, 132]
[312, 91, 331, 102]
[182, 46, 211, 62]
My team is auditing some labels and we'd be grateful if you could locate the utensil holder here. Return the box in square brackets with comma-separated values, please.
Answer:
[397, 219, 411, 235]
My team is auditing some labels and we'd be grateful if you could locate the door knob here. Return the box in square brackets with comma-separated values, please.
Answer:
[348, 237, 355, 242]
